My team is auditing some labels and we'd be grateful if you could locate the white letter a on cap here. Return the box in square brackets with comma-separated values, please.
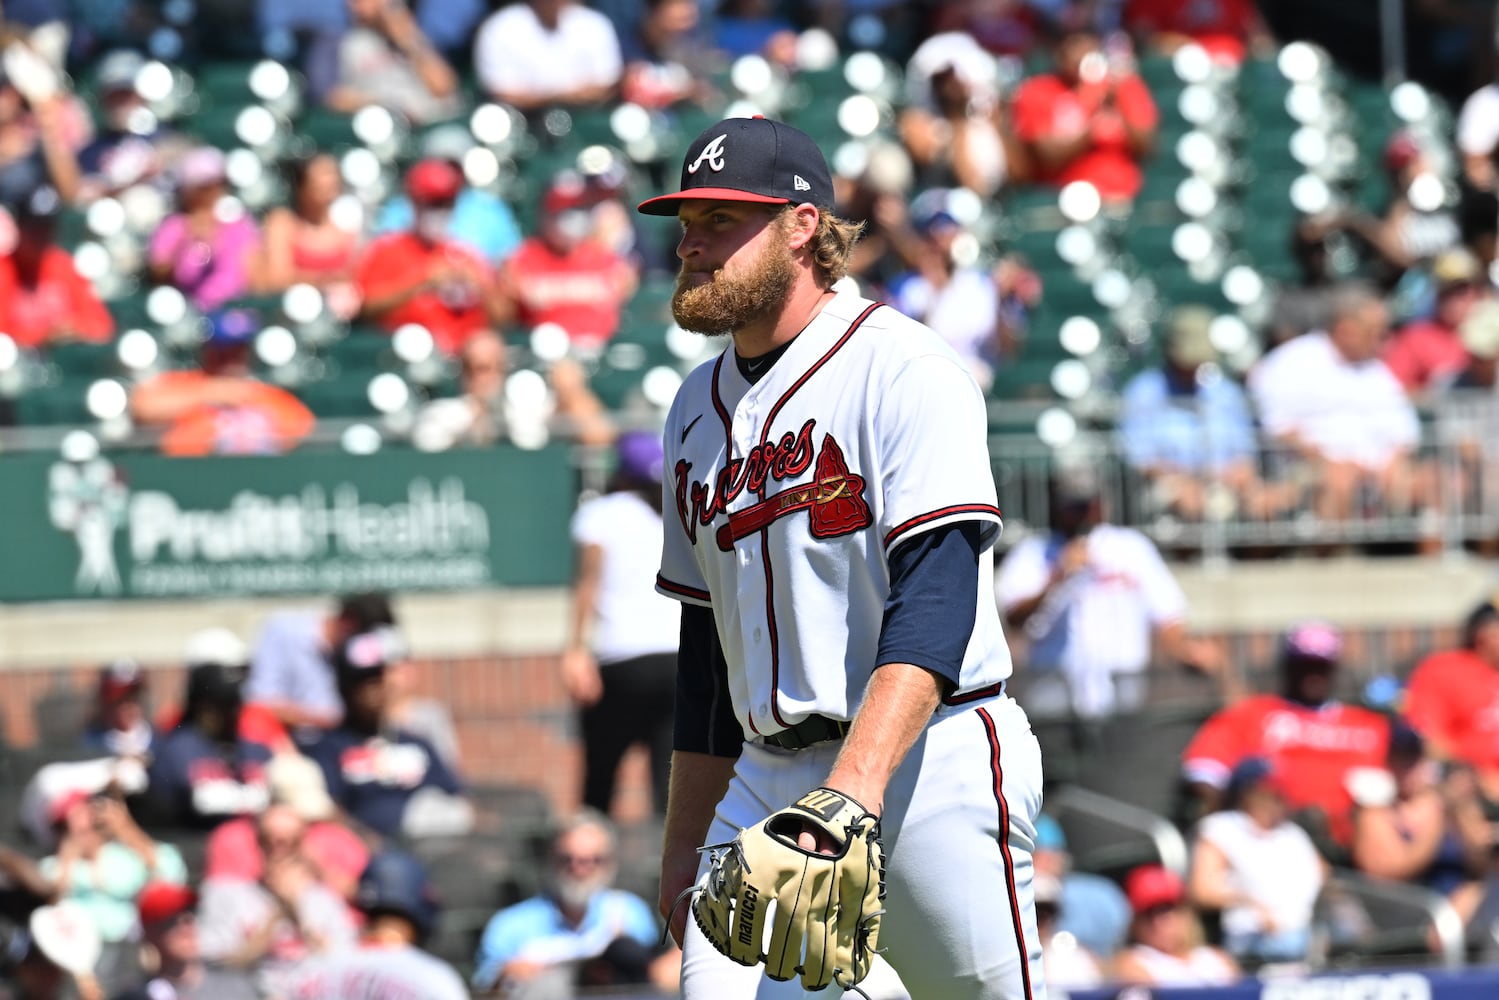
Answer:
[688, 134, 728, 174]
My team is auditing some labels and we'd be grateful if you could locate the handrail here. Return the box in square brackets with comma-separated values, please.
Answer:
[1317, 868, 1466, 970]
[1044, 785, 1191, 879]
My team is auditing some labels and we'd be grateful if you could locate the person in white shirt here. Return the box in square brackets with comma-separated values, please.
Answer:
[1188, 757, 1325, 966]
[1248, 284, 1433, 531]
[996, 472, 1227, 719]
[473, 0, 623, 112]
[563, 431, 681, 815]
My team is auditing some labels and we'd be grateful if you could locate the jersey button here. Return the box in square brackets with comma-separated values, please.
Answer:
[752, 628, 762, 642]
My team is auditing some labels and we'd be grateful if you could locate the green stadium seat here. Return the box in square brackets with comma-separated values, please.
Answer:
[295, 373, 378, 418]
[13, 379, 96, 426]
[320, 332, 395, 375]
[47, 341, 120, 377]
[297, 108, 360, 152]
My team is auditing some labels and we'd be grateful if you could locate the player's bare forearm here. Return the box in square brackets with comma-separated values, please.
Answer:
[824, 661, 943, 816]
[660, 750, 738, 942]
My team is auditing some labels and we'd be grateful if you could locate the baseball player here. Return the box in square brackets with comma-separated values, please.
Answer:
[639, 115, 1046, 999]
[279, 850, 468, 1000]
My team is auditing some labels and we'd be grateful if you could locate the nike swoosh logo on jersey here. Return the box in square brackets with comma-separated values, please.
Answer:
[681, 414, 703, 444]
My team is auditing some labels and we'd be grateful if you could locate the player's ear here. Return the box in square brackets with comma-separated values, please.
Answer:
[784, 204, 820, 252]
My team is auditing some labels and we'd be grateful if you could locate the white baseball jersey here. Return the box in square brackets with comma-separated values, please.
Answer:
[656, 288, 1012, 738]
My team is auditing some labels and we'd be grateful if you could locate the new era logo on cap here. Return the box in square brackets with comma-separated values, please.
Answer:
[637, 116, 834, 216]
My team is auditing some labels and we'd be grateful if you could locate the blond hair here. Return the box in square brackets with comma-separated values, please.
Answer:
[777, 207, 865, 287]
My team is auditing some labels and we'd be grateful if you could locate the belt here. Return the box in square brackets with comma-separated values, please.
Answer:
[763, 714, 849, 751]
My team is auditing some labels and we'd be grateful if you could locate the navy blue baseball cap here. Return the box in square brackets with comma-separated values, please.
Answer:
[637, 115, 835, 216]
[356, 851, 439, 940]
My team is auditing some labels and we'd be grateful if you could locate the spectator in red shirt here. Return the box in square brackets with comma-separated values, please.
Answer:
[1383, 249, 1490, 397]
[494, 173, 638, 352]
[1010, 26, 1158, 203]
[1181, 622, 1391, 851]
[354, 158, 502, 355]
[1405, 597, 1499, 796]
[1122, 0, 1274, 65]
[0, 185, 113, 349]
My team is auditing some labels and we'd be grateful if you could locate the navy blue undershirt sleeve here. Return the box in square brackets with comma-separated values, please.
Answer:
[675, 604, 745, 757]
[877, 521, 981, 691]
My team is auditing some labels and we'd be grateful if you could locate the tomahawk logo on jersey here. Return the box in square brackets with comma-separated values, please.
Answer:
[656, 288, 1013, 738]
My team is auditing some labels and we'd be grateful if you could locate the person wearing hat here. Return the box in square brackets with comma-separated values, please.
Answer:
[251, 153, 360, 301]
[1182, 622, 1392, 850]
[354, 157, 503, 356]
[1120, 305, 1292, 523]
[82, 660, 153, 759]
[279, 851, 468, 1000]
[300, 626, 468, 839]
[0, 183, 113, 349]
[899, 30, 1013, 201]
[642, 114, 1044, 997]
[410, 327, 616, 451]
[143, 636, 277, 830]
[884, 187, 1040, 391]
[1115, 864, 1238, 987]
[1383, 248, 1491, 396]
[1188, 757, 1324, 966]
[76, 49, 189, 200]
[1406, 595, 1499, 798]
[113, 883, 258, 1000]
[492, 170, 639, 352]
[324, 0, 460, 124]
[147, 146, 260, 312]
[194, 800, 359, 985]
[374, 126, 523, 264]
[997, 466, 1228, 718]
[128, 307, 315, 457]
[200, 751, 371, 905]
[562, 430, 681, 815]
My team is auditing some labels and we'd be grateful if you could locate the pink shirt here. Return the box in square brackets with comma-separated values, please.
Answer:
[148, 212, 260, 312]
[1382, 320, 1468, 393]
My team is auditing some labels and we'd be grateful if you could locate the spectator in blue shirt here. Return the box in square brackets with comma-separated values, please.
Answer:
[143, 657, 274, 830]
[1119, 306, 1288, 523]
[246, 591, 396, 732]
[473, 810, 679, 996]
[302, 627, 468, 839]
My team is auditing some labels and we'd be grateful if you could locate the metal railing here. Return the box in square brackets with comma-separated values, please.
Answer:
[988, 391, 1499, 563]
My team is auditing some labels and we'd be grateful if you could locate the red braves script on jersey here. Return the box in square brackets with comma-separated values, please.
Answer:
[1183, 695, 1390, 843]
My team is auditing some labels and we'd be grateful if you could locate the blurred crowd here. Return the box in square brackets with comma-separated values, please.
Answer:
[0, 0, 1494, 556]
[5, 0, 1499, 996]
[0, 585, 684, 999]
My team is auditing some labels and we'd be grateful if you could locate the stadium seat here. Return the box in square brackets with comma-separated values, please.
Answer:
[13, 379, 97, 427]
[295, 372, 379, 418]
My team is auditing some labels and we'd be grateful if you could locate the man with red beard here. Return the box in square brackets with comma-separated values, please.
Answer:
[640, 116, 1042, 998]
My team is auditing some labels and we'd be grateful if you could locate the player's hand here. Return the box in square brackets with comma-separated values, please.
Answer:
[502, 957, 551, 983]
[560, 646, 604, 706]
